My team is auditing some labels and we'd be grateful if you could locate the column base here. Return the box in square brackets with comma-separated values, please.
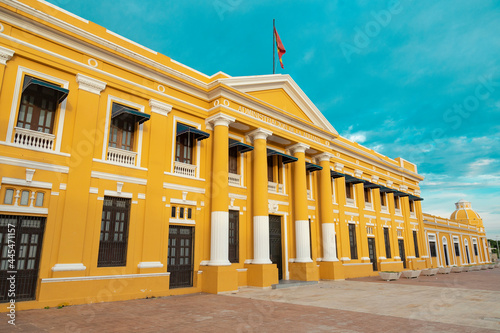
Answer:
[319, 261, 345, 280]
[245, 263, 278, 287]
[289, 262, 319, 281]
[199, 265, 238, 294]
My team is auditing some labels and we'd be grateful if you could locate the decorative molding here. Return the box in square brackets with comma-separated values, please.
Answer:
[149, 99, 172, 116]
[0, 205, 48, 214]
[0, 156, 69, 173]
[334, 162, 344, 172]
[1, 177, 52, 189]
[137, 193, 146, 200]
[59, 183, 67, 190]
[137, 261, 163, 269]
[314, 152, 333, 163]
[287, 142, 309, 154]
[51, 263, 86, 272]
[75, 73, 106, 95]
[116, 182, 124, 193]
[0, 45, 14, 65]
[89, 187, 98, 194]
[163, 182, 205, 194]
[246, 128, 273, 142]
[371, 175, 379, 183]
[42, 272, 170, 283]
[91, 171, 147, 185]
[206, 112, 235, 128]
[354, 169, 363, 178]
[104, 190, 133, 199]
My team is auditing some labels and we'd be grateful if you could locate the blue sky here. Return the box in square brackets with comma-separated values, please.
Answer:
[46, 0, 500, 238]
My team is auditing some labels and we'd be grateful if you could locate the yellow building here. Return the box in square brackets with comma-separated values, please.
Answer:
[0, 0, 492, 310]
[424, 200, 490, 268]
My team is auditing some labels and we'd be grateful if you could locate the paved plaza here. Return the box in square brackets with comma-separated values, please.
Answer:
[2, 268, 499, 332]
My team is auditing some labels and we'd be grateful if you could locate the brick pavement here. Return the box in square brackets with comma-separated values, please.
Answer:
[1, 268, 499, 332]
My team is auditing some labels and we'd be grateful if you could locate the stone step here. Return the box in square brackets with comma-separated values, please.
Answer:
[272, 280, 319, 289]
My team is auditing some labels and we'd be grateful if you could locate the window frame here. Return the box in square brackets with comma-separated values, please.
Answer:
[108, 102, 138, 152]
[101, 96, 146, 167]
[7, 67, 69, 153]
[97, 196, 131, 267]
[170, 116, 203, 178]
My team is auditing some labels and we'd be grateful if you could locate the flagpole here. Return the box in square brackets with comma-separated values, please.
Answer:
[273, 18, 275, 74]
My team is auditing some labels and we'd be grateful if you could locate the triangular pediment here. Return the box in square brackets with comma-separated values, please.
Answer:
[220, 74, 338, 135]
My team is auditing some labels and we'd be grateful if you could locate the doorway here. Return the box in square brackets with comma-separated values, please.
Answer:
[367, 237, 377, 271]
[167, 226, 194, 288]
[398, 239, 406, 269]
[0, 215, 46, 303]
[268, 215, 283, 280]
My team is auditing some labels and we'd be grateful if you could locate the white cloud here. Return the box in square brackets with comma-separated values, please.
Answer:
[345, 133, 366, 143]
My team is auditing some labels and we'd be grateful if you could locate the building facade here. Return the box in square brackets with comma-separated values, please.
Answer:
[0, 0, 491, 310]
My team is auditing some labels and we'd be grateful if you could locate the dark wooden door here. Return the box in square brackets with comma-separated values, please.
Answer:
[0, 215, 46, 303]
[398, 239, 406, 269]
[367, 237, 377, 271]
[443, 244, 450, 266]
[167, 226, 194, 288]
[269, 215, 283, 280]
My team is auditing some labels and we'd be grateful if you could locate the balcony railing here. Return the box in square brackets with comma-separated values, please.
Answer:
[13, 127, 55, 151]
[268, 181, 284, 194]
[307, 189, 312, 199]
[174, 160, 196, 177]
[365, 202, 373, 210]
[395, 208, 402, 215]
[228, 173, 241, 186]
[107, 147, 137, 166]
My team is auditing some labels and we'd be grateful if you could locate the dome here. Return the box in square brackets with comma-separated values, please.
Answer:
[450, 200, 483, 226]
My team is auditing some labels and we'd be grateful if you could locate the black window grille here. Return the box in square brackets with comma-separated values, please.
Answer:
[348, 224, 358, 259]
[228, 210, 239, 263]
[473, 243, 479, 256]
[454, 242, 460, 256]
[413, 230, 419, 258]
[384, 227, 391, 258]
[98, 197, 131, 267]
[429, 241, 437, 257]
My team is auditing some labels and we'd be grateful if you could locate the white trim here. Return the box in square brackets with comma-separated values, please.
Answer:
[137, 193, 146, 200]
[0, 205, 48, 214]
[6, 66, 69, 153]
[137, 261, 163, 269]
[342, 263, 372, 266]
[163, 182, 205, 194]
[345, 211, 359, 217]
[0, 45, 14, 65]
[149, 99, 172, 116]
[170, 198, 197, 206]
[169, 218, 196, 225]
[104, 190, 133, 199]
[91, 171, 147, 185]
[50, 192, 59, 196]
[36, 0, 89, 23]
[51, 263, 86, 272]
[236, 268, 248, 272]
[76, 73, 106, 95]
[106, 29, 157, 54]
[59, 183, 67, 190]
[1, 177, 52, 189]
[42, 272, 171, 283]
[89, 187, 98, 194]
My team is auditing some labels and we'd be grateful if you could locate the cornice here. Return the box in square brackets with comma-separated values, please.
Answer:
[0, 44, 14, 65]
[149, 99, 172, 117]
[76, 73, 106, 95]
[0, 1, 210, 99]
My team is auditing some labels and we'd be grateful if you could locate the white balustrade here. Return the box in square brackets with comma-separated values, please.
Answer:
[307, 189, 312, 199]
[107, 146, 137, 166]
[13, 127, 55, 151]
[174, 160, 196, 177]
[268, 181, 284, 194]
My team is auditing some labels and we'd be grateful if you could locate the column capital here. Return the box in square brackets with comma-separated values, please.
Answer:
[76, 74, 106, 95]
[0, 46, 14, 65]
[334, 162, 344, 172]
[287, 142, 309, 154]
[206, 112, 235, 128]
[247, 128, 273, 142]
[314, 152, 334, 163]
[149, 99, 172, 116]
